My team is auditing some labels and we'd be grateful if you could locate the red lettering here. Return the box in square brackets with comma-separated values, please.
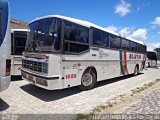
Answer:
[129, 54, 142, 60]
[74, 74, 77, 78]
[66, 74, 77, 79]
[68, 74, 70, 79]
[129, 54, 131, 59]
[71, 74, 74, 79]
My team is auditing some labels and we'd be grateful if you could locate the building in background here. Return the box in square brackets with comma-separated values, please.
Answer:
[10, 19, 28, 29]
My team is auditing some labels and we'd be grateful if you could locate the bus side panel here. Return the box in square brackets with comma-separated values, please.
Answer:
[62, 60, 121, 88]
[62, 61, 87, 88]
[127, 53, 145, 73]
[62, 49, 122, 88]
[93, 60, 121, 82]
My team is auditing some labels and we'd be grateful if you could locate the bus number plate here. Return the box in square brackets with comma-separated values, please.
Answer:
[28, 75, 33, 81]
[66, 74, 77, 79]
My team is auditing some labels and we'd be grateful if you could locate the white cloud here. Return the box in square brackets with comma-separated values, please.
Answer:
[147, 43, 160, 51]
[105, 25, 118, 34]
[151, 17, 160, 28]
[129, 28, 147, 41]
[106, 26, 147, 41]
[158, 32, 160, 35]
[114, 0, 131, 17]
[119, 27, 133, 37]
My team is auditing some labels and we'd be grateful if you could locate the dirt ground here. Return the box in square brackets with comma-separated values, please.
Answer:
[97, 79, 160, 114]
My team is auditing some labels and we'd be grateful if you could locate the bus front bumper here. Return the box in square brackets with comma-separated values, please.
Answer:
[0, 76, 10, 92]
[21, 69, 61, 90]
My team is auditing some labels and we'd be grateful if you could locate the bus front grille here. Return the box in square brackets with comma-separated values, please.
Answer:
[22, 59, 48, 74]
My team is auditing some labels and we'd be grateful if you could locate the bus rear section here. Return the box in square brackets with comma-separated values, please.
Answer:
[146, 51, 158, 67]
[11, 29, 28, 76]
[0, 0, 11, 92]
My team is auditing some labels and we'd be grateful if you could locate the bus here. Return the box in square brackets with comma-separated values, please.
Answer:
[21, 15, 146, 90]
[0, 0, 11, 92]
[146, 51, 158, 67]
[11, 29, 28, 76]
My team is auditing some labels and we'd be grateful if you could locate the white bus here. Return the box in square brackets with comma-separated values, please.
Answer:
[11, 29, 28, 76]
[146, 51, 158, 67]
[21, 15, 146, 90]
[0, 0, 11, 92]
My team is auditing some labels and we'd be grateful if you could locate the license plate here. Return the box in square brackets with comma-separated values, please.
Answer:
[28, 75, 35, 84]
[28, 75, 33, 80]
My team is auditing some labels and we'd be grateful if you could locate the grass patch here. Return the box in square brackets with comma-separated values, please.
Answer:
[75, 101, 115, 120]
[156, 79, 160, 82]
[131, 79, 160, 96]
[107, 102, 113, 107]
[76, 113, 93, 120]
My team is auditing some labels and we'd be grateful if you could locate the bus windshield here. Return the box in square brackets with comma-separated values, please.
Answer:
[25, 18, 61, 53]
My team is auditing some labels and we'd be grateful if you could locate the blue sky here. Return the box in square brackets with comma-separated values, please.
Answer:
[8, 0, 160, 50]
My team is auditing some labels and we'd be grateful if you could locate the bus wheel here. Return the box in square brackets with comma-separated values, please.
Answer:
[79, 69, 97, 90]
[134, 65, 139, 76]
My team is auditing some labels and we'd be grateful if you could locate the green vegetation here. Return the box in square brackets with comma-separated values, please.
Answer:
[131, 79, 160, 96]
[76, 113, 93, 120]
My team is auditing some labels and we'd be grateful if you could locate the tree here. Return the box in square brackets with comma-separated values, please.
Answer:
[154, 48, 160, 60]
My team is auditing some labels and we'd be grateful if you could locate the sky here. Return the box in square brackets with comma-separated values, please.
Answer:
[8, 0, 160, 50]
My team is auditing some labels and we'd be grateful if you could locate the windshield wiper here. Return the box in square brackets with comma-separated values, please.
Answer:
[25, 38, 43, 53]
[25, 40, 34, 52]
[34, 39, 43, 53]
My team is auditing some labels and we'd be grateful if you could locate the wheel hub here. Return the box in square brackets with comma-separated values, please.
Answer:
[82, 73, 93, 87]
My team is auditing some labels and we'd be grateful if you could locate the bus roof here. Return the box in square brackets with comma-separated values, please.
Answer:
[147, 51, 158, 53]
[30, 15, 145, 45]
[11, 29, 29, 33]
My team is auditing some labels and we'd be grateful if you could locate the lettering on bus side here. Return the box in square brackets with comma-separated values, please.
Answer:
[129, 53, 142, 59]
[99, 50, 109, 57]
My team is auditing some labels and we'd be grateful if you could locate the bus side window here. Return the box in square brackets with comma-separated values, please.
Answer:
[64, 21, 89, 54]
[110, 34, 121, 49]
[92, 28, 102, 46]
[0, 9, 2, 40]
[122, 39, 130, 51]
[110, 34, 116, 48]
[115, 37, 121, 49]
[101, 32, 109, 48]
[143, 45, 147, 53]
[64, 21, 77, 41]
[130, 42, 137, 52]
[77, 26, 89, 43]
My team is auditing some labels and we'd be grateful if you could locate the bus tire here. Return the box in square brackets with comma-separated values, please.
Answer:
[79, 69, 97, 90]
[133, 65, 139, 76]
